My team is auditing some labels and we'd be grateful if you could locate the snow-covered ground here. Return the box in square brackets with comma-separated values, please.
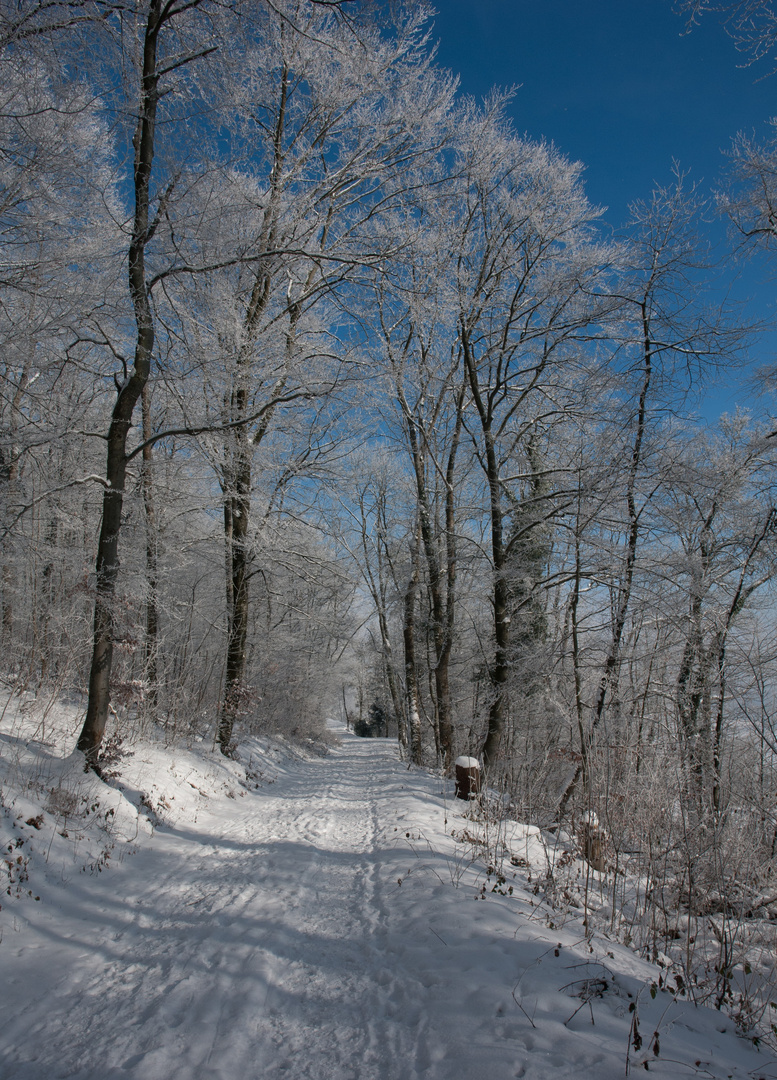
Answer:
[1, 702, 774, 1080]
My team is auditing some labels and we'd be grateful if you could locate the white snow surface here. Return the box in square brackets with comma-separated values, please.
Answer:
[1, 711, 774, 1080]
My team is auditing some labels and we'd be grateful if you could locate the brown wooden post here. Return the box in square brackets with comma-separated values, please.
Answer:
[454, 756, 481, 800]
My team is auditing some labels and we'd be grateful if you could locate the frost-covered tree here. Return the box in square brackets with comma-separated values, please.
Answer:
[361, 192, 468, 766]
[558, 171, 747, 815]
[156, 0, 456, 753]
[452, 101, 610, 771]
[71, 0, 243, 765]
[0, 38, 122, 681]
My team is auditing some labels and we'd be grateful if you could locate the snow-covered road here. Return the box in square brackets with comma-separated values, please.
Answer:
[0, 724, 770, 1079]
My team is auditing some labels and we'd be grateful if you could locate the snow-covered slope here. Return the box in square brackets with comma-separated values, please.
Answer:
[0, 711, 773, 1079]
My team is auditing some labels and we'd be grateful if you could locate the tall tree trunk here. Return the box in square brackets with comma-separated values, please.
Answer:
[77, 0, 161, 765]
[141, 383, 159, 711]
[376, 528, 405, 736]
[216, 59, 292, 754]
[38, 506, 58, 683]
[396, 377, 464, 770]
[216, 325, 295, 753]
[402, 524, 420, 757]
[483, 529, 511, 770]
[432, 384, 464, 768]
[675, 501, 720, 810]
[569, 510, 587, 791]
[462, 330, 509, 770]
[218, 425, 251, 753]
[558, 310, 653, 816]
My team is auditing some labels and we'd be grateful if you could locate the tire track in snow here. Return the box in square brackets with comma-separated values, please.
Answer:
[244, 736, 431, 1080]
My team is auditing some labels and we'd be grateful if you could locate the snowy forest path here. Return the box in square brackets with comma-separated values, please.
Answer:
[1, 724, 765, 1080]
[0, 728, 462, 1080]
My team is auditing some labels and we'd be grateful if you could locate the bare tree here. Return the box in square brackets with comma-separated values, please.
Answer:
[75, 0, 229, 765]
[362, 195, 469, 767]
[164, 0, 456, 753]
[451, 103, 609, 771]
[558, 171, 747, 815]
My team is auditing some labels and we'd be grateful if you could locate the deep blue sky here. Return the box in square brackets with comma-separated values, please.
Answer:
[431, 0, 775, 223]
[430, 1, 777, 415]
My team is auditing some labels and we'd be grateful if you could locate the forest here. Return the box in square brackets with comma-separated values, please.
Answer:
[4, 0, 777, 1027]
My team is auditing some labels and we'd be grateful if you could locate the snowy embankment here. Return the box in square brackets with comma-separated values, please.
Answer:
[0, 702, 773, 1080]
